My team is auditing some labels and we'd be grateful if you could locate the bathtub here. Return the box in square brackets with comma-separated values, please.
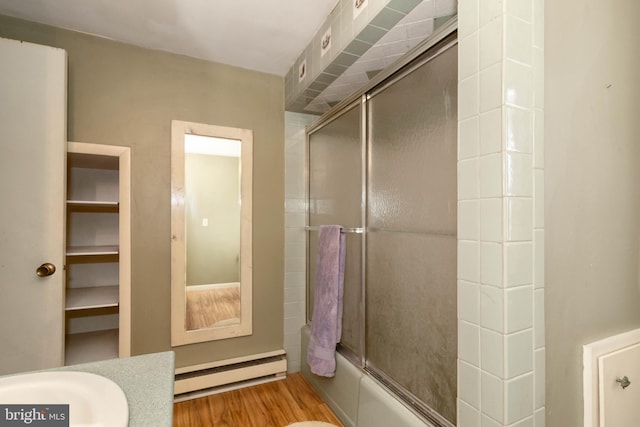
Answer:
[300, 325, 436, 427]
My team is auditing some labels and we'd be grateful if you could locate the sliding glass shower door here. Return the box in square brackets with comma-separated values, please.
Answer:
[366, 43, 458, 424]
[307, 33, 458, 426]
[308, 103, 364, 360]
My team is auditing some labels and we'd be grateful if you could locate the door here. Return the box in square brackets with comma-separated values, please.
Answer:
[599, 342, 640, 426]
[0, 37, 67, 374]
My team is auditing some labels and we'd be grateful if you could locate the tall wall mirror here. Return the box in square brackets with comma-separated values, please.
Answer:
[171, 120, 252, 346]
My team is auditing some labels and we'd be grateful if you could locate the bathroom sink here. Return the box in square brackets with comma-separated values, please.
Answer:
[0, 371, 128, 426]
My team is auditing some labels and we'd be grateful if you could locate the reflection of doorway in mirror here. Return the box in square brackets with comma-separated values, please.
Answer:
[186, 283, 240, 330]
[184, 135, 241, 286]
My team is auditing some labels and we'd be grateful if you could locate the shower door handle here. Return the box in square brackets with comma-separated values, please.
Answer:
[36, 262, 56, 277]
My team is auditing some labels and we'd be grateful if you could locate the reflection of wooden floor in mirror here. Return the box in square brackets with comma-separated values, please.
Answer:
[186, 284, 240, 330]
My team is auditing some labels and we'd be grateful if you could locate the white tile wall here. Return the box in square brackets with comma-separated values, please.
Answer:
[504, 243, 533, 287]
[505, 374, 533, 424]
[505, 330, 533, 378]
[480, 198, 502, 241]
[505, 286, 533, 333]
[458, 400, 481, 427]
[479, 17, 502, 69]
[479, 285, 503, 332]
[534, 348, 545, 409]
[510, 417, 534, 427]
[284, 111, 317, 373]
[459, 280, 480, 323]
[458, 31, 478, 79]
[459, 157, 480, 199]
[480, 328, 504, 377]
[459, 200, 479, 240]
[505, 198, 533, 241]
[479, 108, 502, 155]
[459, 116, 479, 159]
[458, 0, 478, 39]
[479, 0, 501, 26]
[480, 242, 502, 285]
[459, 240, 480, 282]
[459, 360, 482, 408]
[459, 74, 479, 120]
[506, 107, 533, 154]
[505, 153, 533, 196]
[479, 154, 502, 198]
[457, 0, 544, 426]
[460, 320, 481, 366]
[482, 371, 504, 422]
[479, 64, 502, 113]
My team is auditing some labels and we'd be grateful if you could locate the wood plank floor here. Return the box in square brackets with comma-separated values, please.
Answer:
[173, 373, 344, 427]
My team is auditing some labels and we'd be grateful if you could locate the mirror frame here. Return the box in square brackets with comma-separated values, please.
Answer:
[171, 120, 253, 346]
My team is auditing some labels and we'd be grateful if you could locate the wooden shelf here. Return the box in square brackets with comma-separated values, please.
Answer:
[67, 200, 119, 213]
[66, 246, 119, 264]
[65, 329, 118, 366]
[66, 285, 119, 311]
[66, 245, 119, 256]
[68, 152, 119, 170]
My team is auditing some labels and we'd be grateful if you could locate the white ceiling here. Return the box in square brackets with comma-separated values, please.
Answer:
[0, 0, 339, 76]
[0, 0, 457, 113]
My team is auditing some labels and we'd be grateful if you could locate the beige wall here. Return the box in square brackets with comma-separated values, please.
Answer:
[545, 0, 640, 425]
[0, 14, 284, 368]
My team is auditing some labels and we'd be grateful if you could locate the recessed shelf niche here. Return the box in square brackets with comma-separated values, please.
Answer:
[64, 142, 131, 365]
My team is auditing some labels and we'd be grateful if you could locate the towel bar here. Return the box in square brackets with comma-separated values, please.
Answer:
[304, 226, 364, 234]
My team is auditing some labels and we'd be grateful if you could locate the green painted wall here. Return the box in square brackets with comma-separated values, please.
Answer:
[0, 14, 284, 368]
[545, 0, 640, 424]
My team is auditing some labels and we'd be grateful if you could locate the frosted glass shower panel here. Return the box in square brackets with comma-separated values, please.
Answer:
[366, 231, 457, 423]
[365, 44, 458, 424]
[307, 104, 364, 360]
[308, 105, 362, 228]
[368, 44, 458, 234]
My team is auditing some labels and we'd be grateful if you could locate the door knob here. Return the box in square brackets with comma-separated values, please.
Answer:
[36, 263, 56, 277]
[616, 376, 631, 389]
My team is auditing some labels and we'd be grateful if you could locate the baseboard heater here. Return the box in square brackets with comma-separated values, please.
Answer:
[174, 350, 287, 399]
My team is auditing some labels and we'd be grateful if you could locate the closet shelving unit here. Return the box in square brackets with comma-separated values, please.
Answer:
[64, 142, 131, 366]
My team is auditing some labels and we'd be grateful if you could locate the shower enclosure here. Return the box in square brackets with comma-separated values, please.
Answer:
[306, 28, 458, 426]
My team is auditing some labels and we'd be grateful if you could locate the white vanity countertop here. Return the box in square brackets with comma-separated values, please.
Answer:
[53, 351, 176, 426]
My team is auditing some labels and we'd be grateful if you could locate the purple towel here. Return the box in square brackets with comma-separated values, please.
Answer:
[307, 225, 346, 377]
